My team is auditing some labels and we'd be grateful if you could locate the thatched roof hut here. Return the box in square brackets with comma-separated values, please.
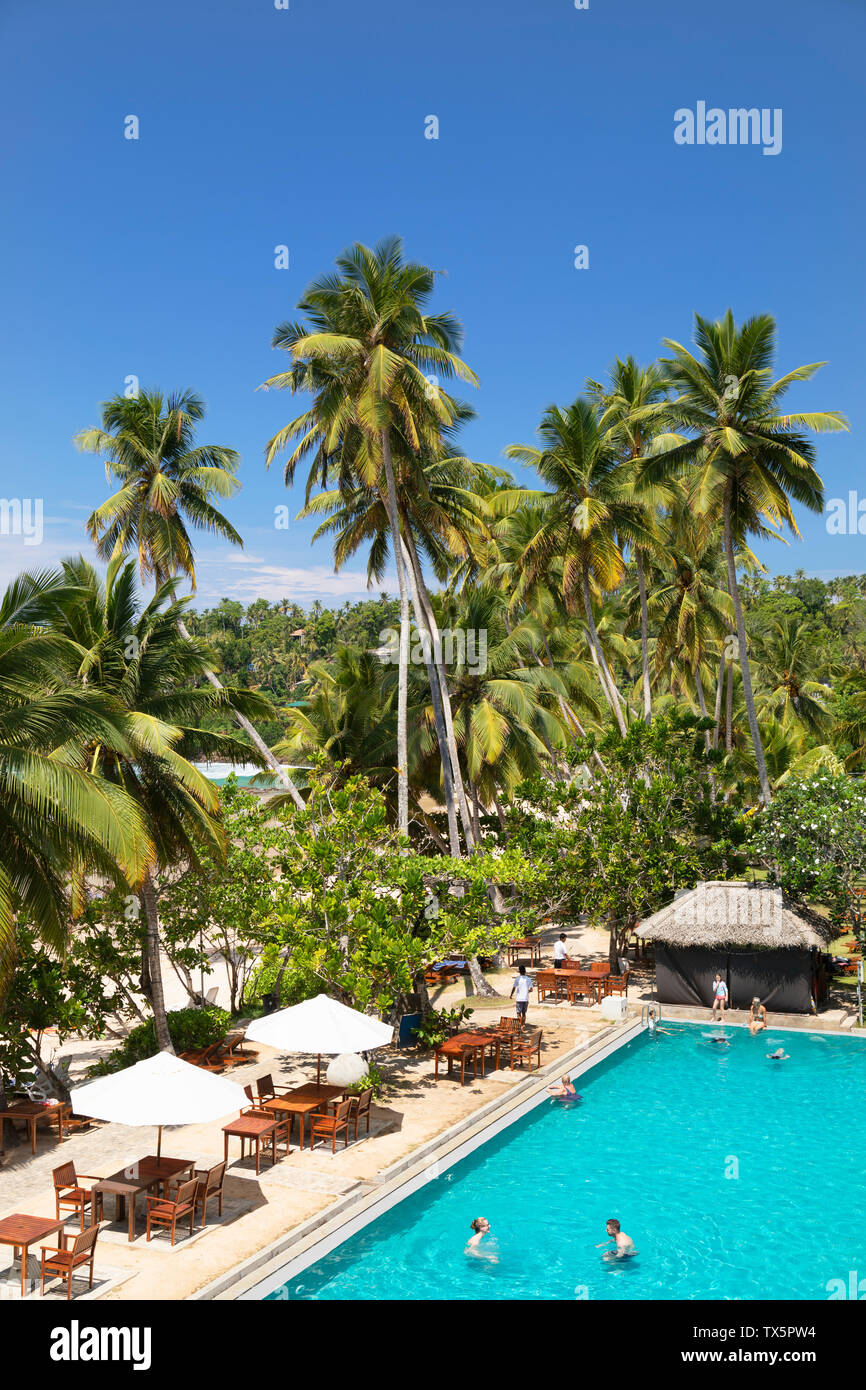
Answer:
[636, 881, 830, 1013]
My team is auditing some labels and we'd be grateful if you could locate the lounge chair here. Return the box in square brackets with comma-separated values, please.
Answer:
[40, 1224, 100, 1300]
[511, 1029, 543, 1072]
[310, 1098, 354, 1153]
[146, 1177, 198, 1245]
[179, 1041, 225, 1072]
[52, 1161, 104, 1231]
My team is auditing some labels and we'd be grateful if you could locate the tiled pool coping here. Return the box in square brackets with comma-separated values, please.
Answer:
[196, 1015, 645, 1301]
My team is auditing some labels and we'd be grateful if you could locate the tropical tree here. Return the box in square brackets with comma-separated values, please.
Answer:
[78, 389, 306, 809]
[0, 573, 151, 992]
[32, 556, 269, 1051]
[753, 616, 833, 737]
[649, 311, 847, 802]
[504, 398, 657, 734]
[261, 237, 480, 850]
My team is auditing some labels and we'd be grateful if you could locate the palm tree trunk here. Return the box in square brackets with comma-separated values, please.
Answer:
[581, 569, 628, 735]
[140, 871, 174, 1054]
[396, 535, 460, 855]
[176, 619, 306, 811]
[379, 430, 410, 836]
[712, 654, 725, 749]
[637, 552, 652, 723]
[725, 658, 734, 754]
[400, 527, 477, 850]
[693, 664, 712, 752]
[722, 493, 771, 803]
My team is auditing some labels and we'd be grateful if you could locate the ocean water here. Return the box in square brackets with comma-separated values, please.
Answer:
[266, 1023, 866, 1301]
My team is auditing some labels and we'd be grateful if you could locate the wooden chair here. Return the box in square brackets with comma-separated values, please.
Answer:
[309, 1098, 354, 1153]
[511, 1029, 543, 1072]
[535, 970, 557, 1004]
[40, 1224, 99, 1300]
[242, 1086, 291, 1152]
[186, 1161, 227, 1224]
[589, 961, 608, 974]
[146, 1177, 198, 1245]
[604, 974, 628, 997]
[255, 1073, 291, 1105]
[52, 1161, 103, 1232]
[347, 1088, 374, 1141]
[498, 1016, 522, 1033]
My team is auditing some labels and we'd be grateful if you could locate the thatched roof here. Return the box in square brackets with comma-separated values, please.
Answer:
[635, 881, 831, 950]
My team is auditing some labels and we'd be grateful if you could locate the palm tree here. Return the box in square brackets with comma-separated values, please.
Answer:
[78, 389, 306, 810]
[504, 398, 656, 735]
[261, 237, 479, 849]
[0, 573, 152, 991]
[650, 310, 848, 802]
[753, 616, 832, 736]
[33, 556, 270, 1050]
[587, 357, 682, 722]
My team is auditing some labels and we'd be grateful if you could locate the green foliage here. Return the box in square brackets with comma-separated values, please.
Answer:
[347, 1061, 386, 1098]
[747, 773, 866, 936]
[88, 1006, 230, 1075]
[412, 1004, 475, 1050]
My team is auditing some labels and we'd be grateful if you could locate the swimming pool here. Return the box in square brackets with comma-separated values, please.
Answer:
[265, 1023, 866, 1301]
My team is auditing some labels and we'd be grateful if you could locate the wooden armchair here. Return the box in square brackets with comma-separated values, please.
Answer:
[182, 1160, 227, 1224]
[604, 974, 628, 997]
[146, 1177, 198, 1245]
[511, 1029, 543, 1072]
[52, 1161, 103, 1232]
[255, 1073, 291, 1105]
[347, 1088, 374, 1140]
[310, 1098, 354, 1153]
[40, 1224, 99, 1299]
[498, 1016, 522, 1033]
[242, 1086, 291, 1152]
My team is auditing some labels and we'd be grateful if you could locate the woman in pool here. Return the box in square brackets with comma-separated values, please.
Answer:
[749, 997, 768, 1034]
[465, 1217, 498, 1262]
[548, 1074, 582, 1099]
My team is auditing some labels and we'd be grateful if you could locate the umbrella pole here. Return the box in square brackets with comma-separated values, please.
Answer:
[317, 1055, 321, 1085]
[157, 1125, 162, 1160]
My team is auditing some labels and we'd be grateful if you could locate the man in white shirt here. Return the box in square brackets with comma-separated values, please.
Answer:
[510, 965, 534, 1022]
[553, 934, 568, 969]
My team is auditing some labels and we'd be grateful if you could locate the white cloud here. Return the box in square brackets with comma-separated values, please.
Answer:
[193, 554, 399, 606]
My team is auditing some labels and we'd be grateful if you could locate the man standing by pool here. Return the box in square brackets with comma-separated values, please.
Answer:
[510, 964, 534, 1023]
[711, 972, 729, 1021]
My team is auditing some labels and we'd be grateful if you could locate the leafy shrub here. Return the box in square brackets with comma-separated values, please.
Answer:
[87, 1007, 230, 1076]
[412, 1005, 475, 1050]
[348, 1061, 386, 1098]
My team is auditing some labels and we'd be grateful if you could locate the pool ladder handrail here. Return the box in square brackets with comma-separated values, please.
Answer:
[641, 1003, 662, 1026]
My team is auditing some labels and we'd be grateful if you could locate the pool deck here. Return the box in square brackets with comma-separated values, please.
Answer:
[1, 920, 857, 1302]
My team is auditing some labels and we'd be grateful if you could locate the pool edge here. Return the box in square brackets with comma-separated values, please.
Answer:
[196, 1016, 645, 1302]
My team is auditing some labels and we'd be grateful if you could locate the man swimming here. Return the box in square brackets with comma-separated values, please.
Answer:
[767, 1047, 789, 1060]
[596, 1218, 636, 1260]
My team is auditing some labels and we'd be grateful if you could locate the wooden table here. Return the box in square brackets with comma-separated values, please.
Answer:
[223, 1114, 280, 1175]
[91, 1156, 194, 1242]
[505, 938, 542, 967]
[434, 1031, 502, 1085]
[0, 1101, 68, 1154]
[260, 1083, 345, 1152]
[0, 1214, 66, 1298]
[537, 968, 608, 1005]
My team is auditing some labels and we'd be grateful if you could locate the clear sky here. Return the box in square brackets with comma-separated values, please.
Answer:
[1, 0, 864, 606]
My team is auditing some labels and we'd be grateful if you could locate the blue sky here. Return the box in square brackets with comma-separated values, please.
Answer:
[1, 0, 864, 606]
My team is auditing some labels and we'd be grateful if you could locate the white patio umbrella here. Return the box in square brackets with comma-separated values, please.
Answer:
[245, 994, 393, 1083]
[69, 1050, 247, 1157]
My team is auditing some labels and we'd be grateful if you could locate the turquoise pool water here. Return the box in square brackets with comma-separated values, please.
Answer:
[266, 1023, 866, 1301]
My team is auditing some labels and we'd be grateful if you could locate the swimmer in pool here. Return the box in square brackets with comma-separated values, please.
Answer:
[767, 1047, 789, 1060]
[465, 1217, 498, 1262]
[547, 1074, 582, 1099]
[596, 1218, 636, 1260]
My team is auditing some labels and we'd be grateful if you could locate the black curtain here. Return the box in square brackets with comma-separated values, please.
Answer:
[654, 945, 815, 1013]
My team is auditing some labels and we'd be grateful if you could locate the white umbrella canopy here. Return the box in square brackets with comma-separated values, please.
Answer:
[70, 1050, 247, 1157]
[245, 994, 392, 1080]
